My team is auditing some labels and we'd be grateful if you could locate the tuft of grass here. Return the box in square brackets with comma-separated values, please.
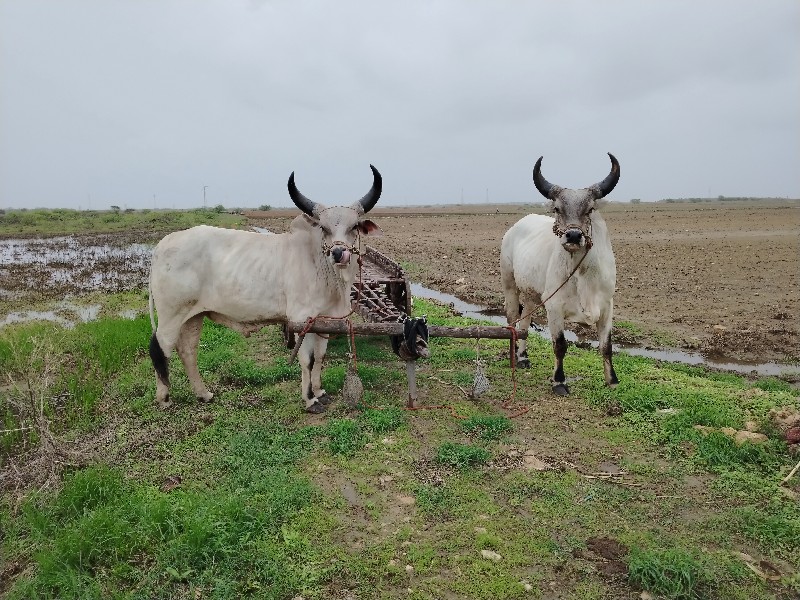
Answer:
[461, 414, 513, 441]
[435, 442, 490, 470]
[753, 377, 793, 393]
[359, 407, 407, 434]
[627, 546, 714, 599]
[326, 419, 368, 457]
[414, 484, 455, 516]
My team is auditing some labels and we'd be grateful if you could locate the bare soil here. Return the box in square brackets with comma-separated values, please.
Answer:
[248, 200, 800, 366]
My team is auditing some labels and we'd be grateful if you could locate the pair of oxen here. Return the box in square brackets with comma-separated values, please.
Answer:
[148, 155, 620, 413]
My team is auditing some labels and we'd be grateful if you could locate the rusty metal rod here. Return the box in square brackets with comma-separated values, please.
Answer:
[284, 320, 527, 340]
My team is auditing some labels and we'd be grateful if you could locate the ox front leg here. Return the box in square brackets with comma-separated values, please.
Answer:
[551, 331, 570, 395]
[548, 311, 570, 395]
[598, 306, 619, 388]
[298, 333, 329, 414]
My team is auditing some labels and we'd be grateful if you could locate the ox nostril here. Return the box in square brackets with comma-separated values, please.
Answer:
[331, 247, 344, 263]
[564, 229, 582, 244]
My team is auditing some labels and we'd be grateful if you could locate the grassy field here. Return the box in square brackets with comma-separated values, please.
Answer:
[1, 291, 799, 599]
[0, 208, 244, 237]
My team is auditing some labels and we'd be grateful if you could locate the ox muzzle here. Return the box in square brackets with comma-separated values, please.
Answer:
[323, 240, 360, 267]
[553, 222, 593, 252]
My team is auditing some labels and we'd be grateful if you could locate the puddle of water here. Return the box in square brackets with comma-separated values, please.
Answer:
[0, 302, 103, 329]
[1, 310, 74, 328]
[410, 284, 799, 378]
[251, 227, 274, 234]
[0, 235, 153, 298]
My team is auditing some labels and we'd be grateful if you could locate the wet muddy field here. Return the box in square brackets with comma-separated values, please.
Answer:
[248, 200, 800, 369]
[1, 200, 798, 370]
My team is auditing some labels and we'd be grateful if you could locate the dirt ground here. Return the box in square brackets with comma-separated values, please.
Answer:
[248, 200, 800, 366]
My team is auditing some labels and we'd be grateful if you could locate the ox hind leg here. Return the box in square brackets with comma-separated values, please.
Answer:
[150, 319, 183, 409]
[502, 270, 526, 368]
[597, 305, 619, 388]
[176, 313, 214, 402]
[149, 331, 172, 409]
[297, 333, 333, 414]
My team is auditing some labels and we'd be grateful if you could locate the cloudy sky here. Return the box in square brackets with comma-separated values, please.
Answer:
[1, 1, 798, 210]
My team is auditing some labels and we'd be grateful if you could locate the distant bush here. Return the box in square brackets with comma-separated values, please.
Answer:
[258, 204, 272, 211]
[630, 198, 641, 204]
[213, 204, 225, 213]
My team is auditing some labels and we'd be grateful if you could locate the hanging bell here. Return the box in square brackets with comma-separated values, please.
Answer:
[342, 360, 364, 409]
[471, 360, 490, 399]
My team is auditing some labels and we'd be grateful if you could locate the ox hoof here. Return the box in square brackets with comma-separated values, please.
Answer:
[157, 398, 173, 410]
[317, 393, 333, 406]
[552, 383, 570, 396]
[516, 358, 531, 369]
[305, 400, 327, 414]
[197, 392, 214, 403]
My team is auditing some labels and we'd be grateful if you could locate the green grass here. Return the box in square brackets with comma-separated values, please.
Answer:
[0, 207, 244, 236]
[627, 546, 719, 599]
[435, 442, 491, 470]
[2, 294, 799, 599]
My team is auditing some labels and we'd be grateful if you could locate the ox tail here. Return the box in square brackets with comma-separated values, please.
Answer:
[148, 281, 156, 332]
[149, 332, 169, 385]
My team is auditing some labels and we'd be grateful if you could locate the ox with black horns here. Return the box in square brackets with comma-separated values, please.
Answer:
[148, 165, 383, 413]
[500, 153, 620, 395]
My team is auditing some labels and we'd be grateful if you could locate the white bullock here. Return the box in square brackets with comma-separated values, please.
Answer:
[500, 154, 620, 395]
[148, 166, 383, 413]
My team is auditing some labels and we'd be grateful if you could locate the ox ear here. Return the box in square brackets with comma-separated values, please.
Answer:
[358, 219, 383, 237]
[301, 213, 320, 227]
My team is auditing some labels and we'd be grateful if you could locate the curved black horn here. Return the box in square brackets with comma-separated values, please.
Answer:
[288, 171, 318, 216]
[533, 156, 557, 199]
[593, 153, 620, 198]
[354, 165, 382, 214]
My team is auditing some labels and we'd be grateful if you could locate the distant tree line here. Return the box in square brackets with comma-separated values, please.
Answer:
[656, 196, 793, 203]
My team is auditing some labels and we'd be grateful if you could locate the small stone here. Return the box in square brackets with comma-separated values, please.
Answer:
[481, 549, 503, 561]
[405, 564, 414, 574]
[734, 430, 769, 445]
[523, 452, 551, 471]
[455, 277, 466, 284]
[523, 583, 533, 592]
[713, 324, 726, 331]
[656, 407, 680, 416]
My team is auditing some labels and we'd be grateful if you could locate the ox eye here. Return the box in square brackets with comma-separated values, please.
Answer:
[320, 226, 331, 235]
[552, 207, 560, 214]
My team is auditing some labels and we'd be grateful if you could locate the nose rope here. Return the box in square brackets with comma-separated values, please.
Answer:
[321, 240, 361, 256]
[552, 217, 593, 249]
